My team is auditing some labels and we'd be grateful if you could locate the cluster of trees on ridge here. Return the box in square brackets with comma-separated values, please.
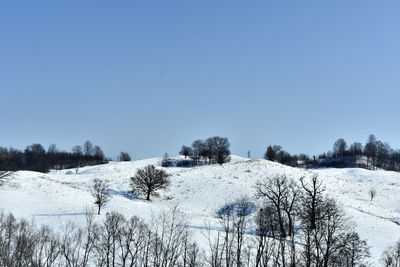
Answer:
[0, 141, 133, 173]
[0, 140, 107, 173]
[178, 136, 231, 165]
[265, 134, 400, 171]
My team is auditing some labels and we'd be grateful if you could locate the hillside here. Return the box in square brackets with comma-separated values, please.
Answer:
[0, 155, 399, 265]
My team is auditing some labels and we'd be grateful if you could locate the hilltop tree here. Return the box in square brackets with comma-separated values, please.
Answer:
[364, 134, 377, 168]
[93, 146, 105, 160]
[349, 142, 363, 157]
[47, 144, 58, 154]
[179, 145, 192, 159]
[207, 136, 230, 164]
[130, 165, 170, 201]
[72, 145, 83, 156]
[376, 141, 391, 167]
[191, 140, 205, 163]
[333, 138, 347, 157]
[24, 144, 48, 172]
[84, 140, 94, 156]
[119, 152, 131, 161]
[264, 145, 282, 161]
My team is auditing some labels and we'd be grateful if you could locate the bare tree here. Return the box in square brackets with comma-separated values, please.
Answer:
[349, 142, 363, 166]
[93, 146, 105, 161]
[215, 197, 253, 267]
[299, 173, 325, 230]
[338, 231, 370, 267]
[256, 174, 292, 238]
[0, 213, 37, 266]
[47, 144, 58, 154]
[60, 212, 99, 267]
[91, 179, 110, 215]
[333, 138, 347, 158]
[191, 140, 204, 164]
[150, 206, 199, 266]
[207, 136, 231, 165]
[232, 198, 253, 267]
[83, 140, 94, 156]
[130, 165, 170, 201]
[95, 212, 125, 266]
[179, 145, 193, 159]
[253, 206, 277, 267]
[349, 142, 363, 157]
[72, 145, 83, 156]
[117, 215, 149, 266]
[264, 145, 282, 161]
[204, 222, 224, 267]
[256, 175, 297, 266]
[364, 134, 378, 169]
[299, 173, 325, 267]
[216, 203, 235, 267]
[33, 225, 61, 267]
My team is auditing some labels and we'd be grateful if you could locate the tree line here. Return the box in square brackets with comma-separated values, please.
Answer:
[0, 207, 201, 267]
[264, 134, 400, 172]
[0, 140, 107, 173]
[317, 134, 400, 171]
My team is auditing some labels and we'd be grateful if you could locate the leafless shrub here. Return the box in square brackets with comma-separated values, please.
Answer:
[369, 188, 376, 201]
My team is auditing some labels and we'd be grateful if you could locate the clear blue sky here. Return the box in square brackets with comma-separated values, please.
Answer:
[1, 0, 400, 160]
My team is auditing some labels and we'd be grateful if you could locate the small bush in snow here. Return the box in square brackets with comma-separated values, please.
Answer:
[369, 188, 377, 201]
[161, 153, 173, 167]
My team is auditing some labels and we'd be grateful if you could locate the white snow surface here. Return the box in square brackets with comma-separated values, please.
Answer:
[1, 155, 399, 265]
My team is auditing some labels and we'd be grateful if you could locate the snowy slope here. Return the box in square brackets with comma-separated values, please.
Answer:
[0, 156, 399, 265]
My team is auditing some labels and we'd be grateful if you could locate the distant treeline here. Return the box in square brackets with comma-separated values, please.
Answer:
[265, 134, 400, 171]
[0, 140, 107, 173]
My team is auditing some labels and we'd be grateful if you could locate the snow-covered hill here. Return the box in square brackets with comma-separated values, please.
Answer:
[0, 155, 399, 265]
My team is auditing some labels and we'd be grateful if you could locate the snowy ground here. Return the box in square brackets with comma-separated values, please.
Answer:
[0, 155, 399, 266]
